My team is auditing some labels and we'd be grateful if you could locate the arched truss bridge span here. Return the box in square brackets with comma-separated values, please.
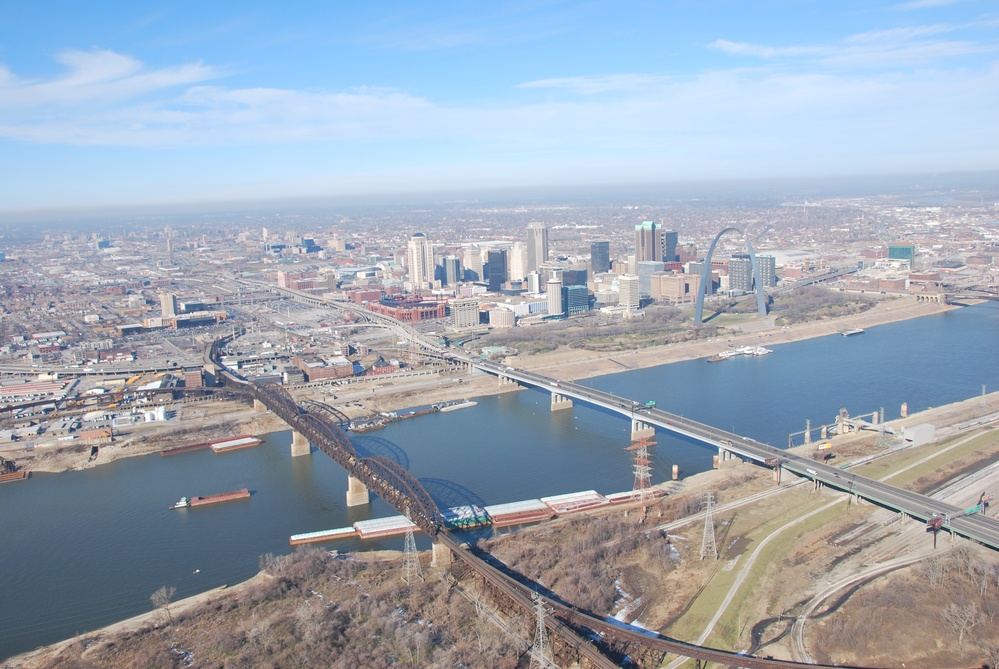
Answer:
[211, 342, 899, 667]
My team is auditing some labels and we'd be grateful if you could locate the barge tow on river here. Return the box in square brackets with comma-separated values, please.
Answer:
[169, 487, 250, 509]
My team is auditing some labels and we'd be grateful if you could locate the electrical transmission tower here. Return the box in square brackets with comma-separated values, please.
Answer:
[700, 492, 718, 560]
[402, 506, 424, 584]
[626, 439, 655, 518]
[529, 593, 555, 669]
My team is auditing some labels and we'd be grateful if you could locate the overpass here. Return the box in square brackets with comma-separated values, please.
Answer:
[468, 357, 999, 551]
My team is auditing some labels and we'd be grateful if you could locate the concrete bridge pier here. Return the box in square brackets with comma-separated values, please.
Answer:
[253, 398, 266, 412]
[551, 392, 573, 412]
[498, 375, 518, 387]
[346, 475, 370, 506]
[631, 419, 655, 441]
[431, 541, 452, 569]
[291, 430, 311, 457]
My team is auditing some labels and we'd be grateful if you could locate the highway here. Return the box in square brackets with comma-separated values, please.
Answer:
[467, 358, 999, 551]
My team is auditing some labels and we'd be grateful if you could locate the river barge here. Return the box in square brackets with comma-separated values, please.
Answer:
[0, 470, 29, 483]
[209, 435, 262, 453]
[435, 399, 478, 413]
[170, 487, 250, 509]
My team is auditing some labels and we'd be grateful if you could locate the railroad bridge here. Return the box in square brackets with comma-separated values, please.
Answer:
[219, 370, 879, 668]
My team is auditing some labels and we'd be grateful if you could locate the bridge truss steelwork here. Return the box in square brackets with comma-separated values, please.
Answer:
[212, 339, 892, 668]
[252, 383, 444, 537]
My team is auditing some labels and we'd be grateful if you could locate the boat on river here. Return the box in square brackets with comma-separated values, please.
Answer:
[436, 399, 478, 412]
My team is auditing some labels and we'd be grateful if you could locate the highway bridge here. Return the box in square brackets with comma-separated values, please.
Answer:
[221, 282, 999, 552]
[466, 358, 999, 552]
[214, 352, 880, 668]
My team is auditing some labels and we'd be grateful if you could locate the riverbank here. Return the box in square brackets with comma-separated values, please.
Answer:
[7, 381, 997, 669]
[3, 295, 960, 475]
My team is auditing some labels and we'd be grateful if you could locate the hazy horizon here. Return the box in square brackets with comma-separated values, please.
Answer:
[1, 1, 997, 213]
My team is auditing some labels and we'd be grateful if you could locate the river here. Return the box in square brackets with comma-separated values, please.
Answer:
[1, 302, 996, 659]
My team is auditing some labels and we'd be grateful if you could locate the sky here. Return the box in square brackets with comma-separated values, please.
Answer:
[0, 0, 996, 212]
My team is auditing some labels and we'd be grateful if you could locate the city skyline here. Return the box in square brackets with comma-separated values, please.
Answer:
[1, 0, 997, 213]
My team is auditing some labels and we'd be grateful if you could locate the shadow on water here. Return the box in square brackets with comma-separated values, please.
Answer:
[350, 435, 411, 469]
[421, 477, 489, 510]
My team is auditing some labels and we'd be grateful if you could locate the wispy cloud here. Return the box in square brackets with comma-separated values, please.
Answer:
[0, 47, 996, 189]
[518, 74, 672, 95]
[0, 48, 223, 108]
[709, 20, 997, 68]
[895, 0, 962, 10]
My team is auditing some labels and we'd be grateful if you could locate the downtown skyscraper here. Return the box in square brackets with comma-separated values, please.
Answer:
[526, 222, 549, 273]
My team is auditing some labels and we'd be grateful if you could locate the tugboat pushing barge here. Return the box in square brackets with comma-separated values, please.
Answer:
[169, 487, 250, 509]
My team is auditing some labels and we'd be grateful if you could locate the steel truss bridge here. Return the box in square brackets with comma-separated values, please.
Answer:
[216, 363, 886, 668]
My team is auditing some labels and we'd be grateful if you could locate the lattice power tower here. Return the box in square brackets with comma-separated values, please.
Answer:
[700, 492, 718, 560]
[626, 438, 655, 518]
[402, 506, 424, 584]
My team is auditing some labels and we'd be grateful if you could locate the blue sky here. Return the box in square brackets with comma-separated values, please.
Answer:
[0, 1, 996, 211]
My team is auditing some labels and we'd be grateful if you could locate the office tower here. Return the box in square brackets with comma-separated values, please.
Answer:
[160, 293, 178, 317]
[634, 221, 661, 262]
[442, 256, 461, 286]
[487, 249, 508, 291]
[526, 271, 542, 294]
[728, 255, 754, 292]
[618, 275, 641, 309]
[565, 285, 589, 315]
[509, 242, 528, 281]
[590, 241, 611, 274]
[527, 223, 549, 272]
[407, 232, 434, 290]
[463, 246, 483, 281]
[450, 298, 480, 328]
[546, 278, 564, 316]
[661, 229, 679, 262]
[561, 269, 587, 287]
[888, 244, 916, 268]
[636, 261, 663, 296]
[757, 255, 777, 287]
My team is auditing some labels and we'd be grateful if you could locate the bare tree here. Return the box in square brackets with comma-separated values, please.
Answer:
[942, 602, 982, 652]
[150, 585, 177, 624]
[979, 641, 999, 669]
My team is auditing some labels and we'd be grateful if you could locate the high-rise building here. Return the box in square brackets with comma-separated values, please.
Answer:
[442, 256, 461, 286]
[590, 241, 611, 274]
[546, 278, 564, 316]
[728, 255, 754, 292]
[618, 275, 641, 310]
[463, 246, 483, 281]
[757, 255, 777, 288]
[526, 271, 542, 293]
[888, 244, 916, 268]
[636, 261, 663, 296]
[661, 230, 679, 263]
[407, 232, 434, 290]
[450, 297, 480, 329]
[509, 242, 528, 281]
[635, 221, 661, 263]
[160, 293, 177, 317]
[527, 223, 549, 272]
[565, 285, 589, 315]
[487, 249, 508, 292]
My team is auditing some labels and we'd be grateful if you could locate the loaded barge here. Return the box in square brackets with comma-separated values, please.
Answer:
[169, 487, 250, 509]
[162, 434, 261, 456]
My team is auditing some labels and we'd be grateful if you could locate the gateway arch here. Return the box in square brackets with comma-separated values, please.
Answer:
[693, 227, 768, 326]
